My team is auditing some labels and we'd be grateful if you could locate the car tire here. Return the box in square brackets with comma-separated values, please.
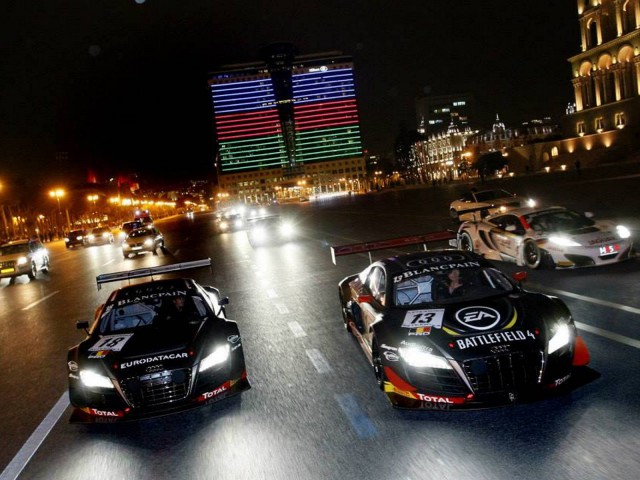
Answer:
[28, 262, 37, 280]
[523, 239, 542, 269]
[42, 257, 50, 274]
[459, 231, 474, 252]
[372, 337, 386, 390]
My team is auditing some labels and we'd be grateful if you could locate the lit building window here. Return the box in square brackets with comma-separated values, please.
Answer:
[595, 117, 604, 133]
[551, 146, 559, 157]
[577, 122, 586, 136]
[615, 113, 626, 129]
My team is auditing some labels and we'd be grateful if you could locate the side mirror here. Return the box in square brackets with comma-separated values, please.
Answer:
[218, 297, 229, 306]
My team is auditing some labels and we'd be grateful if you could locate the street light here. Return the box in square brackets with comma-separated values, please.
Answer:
[49, 188, 65, 237]
[87, 194, 99, 224]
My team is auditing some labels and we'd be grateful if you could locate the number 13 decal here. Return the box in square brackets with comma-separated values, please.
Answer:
[89, 334, 134, 352]
[402, 309, 444, 329]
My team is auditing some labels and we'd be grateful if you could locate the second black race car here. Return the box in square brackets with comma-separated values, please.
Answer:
[333, 233, 590, 410]
[67, 259, 251, 423]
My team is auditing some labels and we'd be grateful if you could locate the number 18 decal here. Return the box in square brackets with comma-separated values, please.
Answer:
[402, 309, 444, 329]
[89, 334, 134, 352]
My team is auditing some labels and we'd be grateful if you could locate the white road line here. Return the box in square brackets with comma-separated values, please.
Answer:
[101, 259, 115, 266]
[21, 291, 59, 311]
[306, 349, 332, 373]
[288, 321, 307, 337]
[576, 321, 640, 349]
[532, 284, 640, 316]
[0, 393, 69, 480]
[276, 303, 290, 314]
[334, 393, 377, 439]
[266, 289, 278, 299]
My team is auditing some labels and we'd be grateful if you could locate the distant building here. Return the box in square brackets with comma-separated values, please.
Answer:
[208, 43, 366, 203]
[415, 92, 475, 137]
[550, 0, 640, 170]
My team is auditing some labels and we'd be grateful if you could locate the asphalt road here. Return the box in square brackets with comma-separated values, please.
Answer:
[1, 162, 639, 480]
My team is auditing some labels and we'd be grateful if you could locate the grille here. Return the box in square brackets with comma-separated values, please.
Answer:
[463, 351, 544, 394]
[406, 367, 467, 395]
[121, 368, 191, 408]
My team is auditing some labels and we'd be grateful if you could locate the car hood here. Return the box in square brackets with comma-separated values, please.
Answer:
[80, 323, 204, 374]
[382, 293, 561, 358]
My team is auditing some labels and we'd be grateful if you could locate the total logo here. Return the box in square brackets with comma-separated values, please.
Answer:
[200, 384, 228, 401]
[415, 393, 465, 404]
[455, 306, 501, 331]
[90, 408, 122, 417]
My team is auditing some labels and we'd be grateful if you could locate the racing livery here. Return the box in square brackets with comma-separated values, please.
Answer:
[67, 259, 250, 423]
[333, 234, 590, 409]
[453, 206, 633, 269]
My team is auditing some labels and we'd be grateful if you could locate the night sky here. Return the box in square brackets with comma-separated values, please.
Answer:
[1, 1, 580, 186]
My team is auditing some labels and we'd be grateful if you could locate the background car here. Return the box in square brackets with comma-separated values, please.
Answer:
[453, 205, 633, 269]
[246, 214, 296, 246]
[65, 229, 88, 248]
[122, 226, 165, 258]
[333, 235, 591, 409]
[87, 226, 114, 246]
[214, 210, 245, 233]
[449, 188, 535, 222]
[0, 239, 50, 281]
[116, 220, 144, 244]
[66, 259, 251, 423]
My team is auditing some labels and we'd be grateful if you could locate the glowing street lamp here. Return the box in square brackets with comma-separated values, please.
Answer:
[49, 188, 66, 235]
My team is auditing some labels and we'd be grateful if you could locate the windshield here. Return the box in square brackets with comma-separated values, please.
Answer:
[526, 209, 594, 233]
[475, 190, 511, 202]
[393, 267, 514, 306]
[0, 244, 29, 255]
[98, 294, 209, 334]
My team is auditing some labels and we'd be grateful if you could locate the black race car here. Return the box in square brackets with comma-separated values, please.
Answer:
[333, 233, 590, 410]
[67, 259, 251, 423]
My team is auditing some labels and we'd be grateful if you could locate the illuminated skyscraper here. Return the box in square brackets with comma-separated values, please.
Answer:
[208, 43, 366, 203]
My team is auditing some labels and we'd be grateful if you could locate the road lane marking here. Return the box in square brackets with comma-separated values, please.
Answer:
[306, 349, 332, 373]
[276, 303, 290, 314]
[531, 284, 640, 316]
[575, 321, 640, 349]
[21, 291, 59, 311]
[288, 321, 307, 337]
[0, 392, 68, 480]
[102, 259, 115, 266]
[334, 393, 377, 439]
[266, 289, 278, 298]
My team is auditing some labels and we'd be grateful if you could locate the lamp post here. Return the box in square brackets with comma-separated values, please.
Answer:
[49, 188, 65, 238]
[87, 194, 99, 224]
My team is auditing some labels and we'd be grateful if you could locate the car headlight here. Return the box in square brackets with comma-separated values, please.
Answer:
[549, 235, 581, 247]
[548, 324, 571, 354]
[17, 256, 28, 266]
[143, 238, 153, 247]
[80, 370, 115, 389]
[398, 347, 452, 369]
[252, 227, 267, 241]
[617, 225, 631, 239]
[199, 344, 230, 372]
[279, 222, 295, 237]
[526, 198, 536, 208]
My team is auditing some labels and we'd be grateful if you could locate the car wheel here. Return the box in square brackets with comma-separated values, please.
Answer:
[372, 337, 386, 390]
[459, 231, 474, 252]
[27, 262, 37, 280]
[42, 257, 50, 273]
[523, 239, 542, 269]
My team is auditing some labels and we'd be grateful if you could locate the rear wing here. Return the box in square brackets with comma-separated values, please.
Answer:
[330, 231, 456, 265]
[96, 258, 212, 290]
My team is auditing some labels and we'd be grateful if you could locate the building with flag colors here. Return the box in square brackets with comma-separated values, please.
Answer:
[208, 43, 366, 204]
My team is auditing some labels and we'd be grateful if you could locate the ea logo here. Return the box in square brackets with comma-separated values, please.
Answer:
[455, 306, 500, 330]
